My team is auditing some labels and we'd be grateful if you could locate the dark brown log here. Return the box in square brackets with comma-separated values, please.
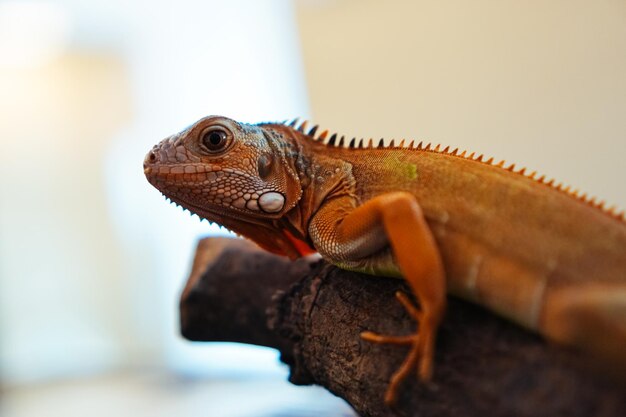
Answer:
[180, 237, 626, 417]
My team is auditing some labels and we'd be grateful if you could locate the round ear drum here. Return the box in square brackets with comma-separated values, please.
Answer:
[258, 153, 273, 179]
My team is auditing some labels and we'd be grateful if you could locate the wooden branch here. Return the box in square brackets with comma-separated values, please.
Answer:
[180, 237, 626, 417]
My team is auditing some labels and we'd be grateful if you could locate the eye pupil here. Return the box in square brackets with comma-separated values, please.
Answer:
[202, 129, 228, 152]
[209, 132, 222, 145]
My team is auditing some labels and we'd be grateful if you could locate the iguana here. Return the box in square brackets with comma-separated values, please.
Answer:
[144, 115, 626, 404]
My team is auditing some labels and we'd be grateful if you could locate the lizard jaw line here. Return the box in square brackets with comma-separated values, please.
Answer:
[160, 192, 282, 228]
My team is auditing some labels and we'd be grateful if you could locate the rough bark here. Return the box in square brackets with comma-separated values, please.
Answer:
[180, 237, 626, 417]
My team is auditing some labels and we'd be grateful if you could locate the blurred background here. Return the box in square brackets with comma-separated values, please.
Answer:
[0, 0, 624, 416]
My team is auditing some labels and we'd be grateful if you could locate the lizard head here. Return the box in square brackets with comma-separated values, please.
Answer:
[144, 115, 307, 257]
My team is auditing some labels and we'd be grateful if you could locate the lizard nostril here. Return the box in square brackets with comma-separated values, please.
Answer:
[144, 150, 158, 172]
[144, 150, 157, 164]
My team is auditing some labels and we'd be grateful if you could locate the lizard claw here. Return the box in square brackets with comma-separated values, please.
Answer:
[360, 291, 436, 405]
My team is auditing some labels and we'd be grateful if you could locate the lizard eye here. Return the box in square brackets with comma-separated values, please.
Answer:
[200, 127, 230, 153]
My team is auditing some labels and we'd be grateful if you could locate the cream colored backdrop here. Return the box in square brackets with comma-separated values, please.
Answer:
[1, 0, 625, 392]
[295, 0, 626, 209]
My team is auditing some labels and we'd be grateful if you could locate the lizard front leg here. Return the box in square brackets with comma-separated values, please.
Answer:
[308, 192, 446, 405]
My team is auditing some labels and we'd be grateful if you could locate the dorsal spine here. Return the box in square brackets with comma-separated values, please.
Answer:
[260, 119, 626, 222]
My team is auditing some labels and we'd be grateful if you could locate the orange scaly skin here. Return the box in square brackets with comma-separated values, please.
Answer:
[144, 116, 626, 405]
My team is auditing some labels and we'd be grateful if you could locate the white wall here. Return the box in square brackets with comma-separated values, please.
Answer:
[0, 0, 308, 385]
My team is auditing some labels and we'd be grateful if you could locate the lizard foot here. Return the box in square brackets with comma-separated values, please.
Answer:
[360, 291, 435, 405]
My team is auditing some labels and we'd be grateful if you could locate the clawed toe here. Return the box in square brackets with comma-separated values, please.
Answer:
[360, 291, 437, 406]
[360, 331, 415, 345]
[394, 291, 422, 321]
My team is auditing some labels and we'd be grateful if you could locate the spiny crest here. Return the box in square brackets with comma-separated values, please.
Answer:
[280, 119, 625, 222]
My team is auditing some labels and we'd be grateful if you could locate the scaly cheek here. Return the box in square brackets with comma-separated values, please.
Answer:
[191, 174, 285, 214]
